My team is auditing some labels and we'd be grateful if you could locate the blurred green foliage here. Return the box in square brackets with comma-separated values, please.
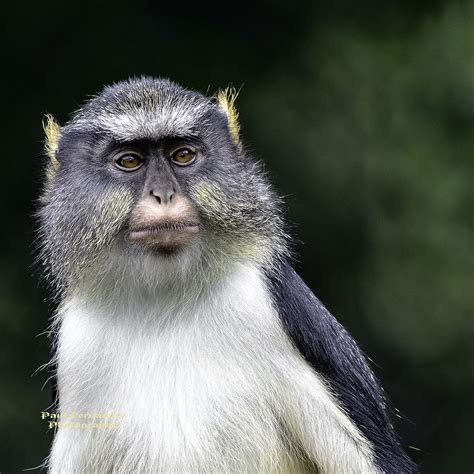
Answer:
[1, 0, 472, 472]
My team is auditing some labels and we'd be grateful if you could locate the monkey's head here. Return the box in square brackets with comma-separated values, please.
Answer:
[38, 78, 286, 294]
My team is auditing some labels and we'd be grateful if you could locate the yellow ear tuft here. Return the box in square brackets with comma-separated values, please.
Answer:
[42, 114, 61, 180]
[216, 87, 241, 147]
[43, 114, 61, 160]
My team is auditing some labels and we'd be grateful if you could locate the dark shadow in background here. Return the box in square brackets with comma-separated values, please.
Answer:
[1, 0, 472, 472]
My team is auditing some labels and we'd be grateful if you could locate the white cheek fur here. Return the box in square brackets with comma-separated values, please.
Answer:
[48, 258, 377, 473]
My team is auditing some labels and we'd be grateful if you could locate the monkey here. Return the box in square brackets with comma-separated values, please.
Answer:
[37, 77, 416, 473]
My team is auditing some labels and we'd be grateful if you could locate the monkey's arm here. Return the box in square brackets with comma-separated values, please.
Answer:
[266, 260, 417, 474]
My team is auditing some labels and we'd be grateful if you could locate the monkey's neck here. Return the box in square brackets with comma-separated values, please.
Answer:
[64, 242, 270, 306]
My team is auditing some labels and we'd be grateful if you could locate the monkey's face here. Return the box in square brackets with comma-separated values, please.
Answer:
[39, 78, 285, 291]
[90, 138, 203, 255]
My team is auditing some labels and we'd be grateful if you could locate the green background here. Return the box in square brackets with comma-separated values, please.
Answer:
[1, 0, 472, 471]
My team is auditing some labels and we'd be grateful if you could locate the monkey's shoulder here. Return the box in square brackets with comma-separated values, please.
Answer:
[264, 260, 417, 474]
[265, 261, 378, 388]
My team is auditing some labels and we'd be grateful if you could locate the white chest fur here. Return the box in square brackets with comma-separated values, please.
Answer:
[49, 263, 377, 473]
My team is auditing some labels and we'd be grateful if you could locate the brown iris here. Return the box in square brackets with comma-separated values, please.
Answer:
[114, 152, 143, 171]
[171, 148, 196, 166]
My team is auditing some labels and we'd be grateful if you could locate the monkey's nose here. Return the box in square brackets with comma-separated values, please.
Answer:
[150, 187, 176, 205]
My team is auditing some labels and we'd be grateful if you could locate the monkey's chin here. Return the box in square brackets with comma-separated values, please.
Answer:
[129, 224, 199, 254]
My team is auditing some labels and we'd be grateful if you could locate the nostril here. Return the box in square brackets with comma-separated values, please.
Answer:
[150, 188, 175, 205]
[150, 189, 162, 204]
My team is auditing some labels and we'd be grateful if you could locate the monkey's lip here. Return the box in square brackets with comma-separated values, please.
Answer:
[129, 222, 200, 248]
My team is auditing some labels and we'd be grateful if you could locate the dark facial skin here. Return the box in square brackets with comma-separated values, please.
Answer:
[109, 138, 204, 253]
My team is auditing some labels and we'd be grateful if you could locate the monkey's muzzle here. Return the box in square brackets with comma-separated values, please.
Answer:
[128, 192, 200, 252]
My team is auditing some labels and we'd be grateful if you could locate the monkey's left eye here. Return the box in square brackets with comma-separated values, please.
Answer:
[114, 152, 144, 171]
[171, 148, 196, 166]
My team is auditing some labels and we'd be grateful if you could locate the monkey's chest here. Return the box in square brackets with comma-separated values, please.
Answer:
[53, 297, 311, 473]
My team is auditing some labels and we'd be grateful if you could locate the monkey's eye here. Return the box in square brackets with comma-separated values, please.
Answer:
[171, 148, 196, 166]
[114, 152, 144, 171]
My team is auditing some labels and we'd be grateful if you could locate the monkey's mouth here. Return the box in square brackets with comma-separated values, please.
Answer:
[129, 222, 200, 250]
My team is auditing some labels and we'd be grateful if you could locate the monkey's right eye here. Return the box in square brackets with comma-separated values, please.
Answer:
[113, 152, 144, 172]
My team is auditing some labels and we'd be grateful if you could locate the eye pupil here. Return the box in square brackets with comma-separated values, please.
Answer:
[122, 157, 137, 166]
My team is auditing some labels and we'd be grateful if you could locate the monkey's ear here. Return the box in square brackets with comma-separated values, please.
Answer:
[42, 114, 61, 176]
[216, 87, 241, 149]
